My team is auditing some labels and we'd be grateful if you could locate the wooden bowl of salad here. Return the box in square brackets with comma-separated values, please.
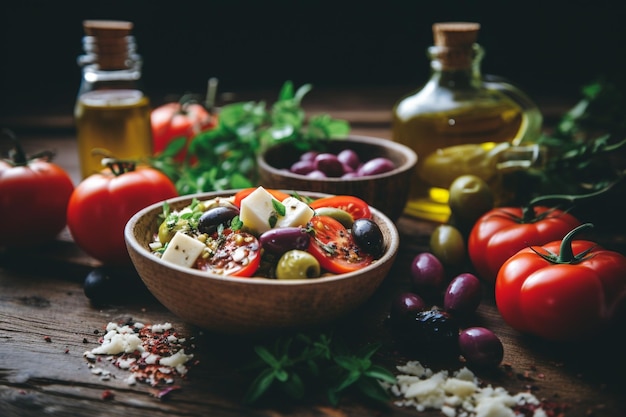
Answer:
[257, 135, 417, 222]
[124, 188, 400, 334]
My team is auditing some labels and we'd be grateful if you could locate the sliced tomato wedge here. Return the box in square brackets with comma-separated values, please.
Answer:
[307, 215, 374, 274]
[233, 188, 291, 207]
[309, 195, 372, 220]
[194, 229, 261, 277]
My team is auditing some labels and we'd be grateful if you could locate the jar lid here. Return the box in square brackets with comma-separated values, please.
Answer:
[82, 20, 134, 70]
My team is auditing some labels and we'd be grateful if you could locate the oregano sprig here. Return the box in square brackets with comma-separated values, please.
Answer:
[243, 331, 396, 406]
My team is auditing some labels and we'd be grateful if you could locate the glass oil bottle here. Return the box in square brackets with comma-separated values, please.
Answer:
[392, 22, 543, 222]
[74, 20, 153, 179]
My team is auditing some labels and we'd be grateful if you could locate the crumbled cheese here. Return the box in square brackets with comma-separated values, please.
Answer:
[84, 321, 196, 388]
[386, 361, 548, 417]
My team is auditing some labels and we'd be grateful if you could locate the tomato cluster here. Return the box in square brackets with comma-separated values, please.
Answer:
[439, 174, 626, 342]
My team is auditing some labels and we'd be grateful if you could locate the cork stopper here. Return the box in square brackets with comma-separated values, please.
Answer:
[433, 22, 480, 47]
[431, 22, 480, 70]
[82, 20, 134, 70]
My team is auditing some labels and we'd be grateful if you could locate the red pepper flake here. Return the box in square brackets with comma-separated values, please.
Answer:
[44, 336, 52, 343]
[101, 390, 115, 401]
[84, 321, 195, 389]
[64, 348, 70, 354]
[152, 385, 181, 399]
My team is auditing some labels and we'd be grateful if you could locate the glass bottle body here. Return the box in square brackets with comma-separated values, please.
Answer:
[74, 35, 153, 179]
[392, 45, 542, 222]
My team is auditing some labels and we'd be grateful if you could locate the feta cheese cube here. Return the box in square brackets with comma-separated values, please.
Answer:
[161, 232, 205, 268]
[275, 197, 314, 228]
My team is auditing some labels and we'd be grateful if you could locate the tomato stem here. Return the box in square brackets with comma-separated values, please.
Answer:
[530, 223, 596, 264]
[101, 157, 137, 176]
[556, 223, 594, 262]
[2, 128, 54, 166]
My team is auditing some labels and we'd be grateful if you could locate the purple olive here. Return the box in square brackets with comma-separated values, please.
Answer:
[307, 170, 327, 179]
[290, 160, 316, 175]
[444, 273, 482, 315]
[390, 292, 426, 325]
[337, 149, 361, 170]
[459, 327, 504, 369]
[357, 157, 395, 176]
[314, 153, 344, 177]
[259, 227, 310, 256]
[410, 252, 446, 295]
[300, 151, 319, 162]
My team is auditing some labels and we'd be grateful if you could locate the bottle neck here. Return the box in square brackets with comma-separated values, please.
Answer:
[77, 35, 144, 95]
[427, 43, 484, 89]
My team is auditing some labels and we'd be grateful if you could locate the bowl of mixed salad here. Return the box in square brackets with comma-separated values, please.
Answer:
[125, 186, 400, 334]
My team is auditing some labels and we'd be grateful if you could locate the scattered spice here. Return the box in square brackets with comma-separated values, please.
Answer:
[83, 321, 196, 389]
[101, 390, 115, 401]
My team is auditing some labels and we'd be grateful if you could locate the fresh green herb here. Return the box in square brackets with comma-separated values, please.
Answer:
[243, 331, 396, 406]
[150, 81, 350, 195]
[272, 199, 286, 216]
[230, 215, 243, 231]
[268, 214, 278, 229]
[512, 77, 626, 202]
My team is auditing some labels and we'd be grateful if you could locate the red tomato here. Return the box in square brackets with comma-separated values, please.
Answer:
[195, 229, 261, 277]
[151, 100, 217, 161]
[468, 205, 581, 283]
[309, 195, 372, 220]
[0, 131, 74, 247]
[233, 188, 291, 207]
[67, 163, 178, 266]
[307, 215, 374, 274]
[495, 223, 626, 341]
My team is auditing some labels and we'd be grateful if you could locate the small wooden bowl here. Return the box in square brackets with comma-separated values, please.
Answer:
[125, 190, 400, 334]
[257, 135, 417, 222]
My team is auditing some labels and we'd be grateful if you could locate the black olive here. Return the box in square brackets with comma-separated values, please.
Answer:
[198, 205, 240, 235]
[351, 218, 384, 257]
[83, 267, 122, 304]
[84, 267, 145, 305]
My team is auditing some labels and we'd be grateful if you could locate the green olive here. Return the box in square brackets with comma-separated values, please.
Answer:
[448, 175, 494, 225]
[276, 250, 321, 280]
[429, 224, 466, 266]
[158, 220, 175, 245]
[313, 207, 354, 228]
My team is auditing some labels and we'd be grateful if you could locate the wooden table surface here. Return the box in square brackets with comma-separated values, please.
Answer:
[1, 88, 625, 417]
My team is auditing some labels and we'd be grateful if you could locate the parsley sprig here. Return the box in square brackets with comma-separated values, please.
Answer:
[151, 81, 350, 195]
[243, 331, 396, 406]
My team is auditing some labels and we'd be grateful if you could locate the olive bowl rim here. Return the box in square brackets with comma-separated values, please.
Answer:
[257, 134, 418, 181]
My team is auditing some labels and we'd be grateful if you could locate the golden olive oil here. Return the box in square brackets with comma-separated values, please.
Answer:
[392, 98, 524, 222]
[75, 89, 152, 178]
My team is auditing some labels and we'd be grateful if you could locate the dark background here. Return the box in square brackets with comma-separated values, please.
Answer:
[1, 1, 625, 118]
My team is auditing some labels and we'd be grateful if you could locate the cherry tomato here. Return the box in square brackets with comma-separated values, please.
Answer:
[0, 129, 74, 247]
[495, 223, 626, 341]
[67, 161, 178, 266]
[307, 215, 374, 274]
[151, 99, 217, 161]
[195, 229, 261, 277]
[468, 205, 581, 283]
[233, 188, 291, 207]
[309, 195, 372, 220]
